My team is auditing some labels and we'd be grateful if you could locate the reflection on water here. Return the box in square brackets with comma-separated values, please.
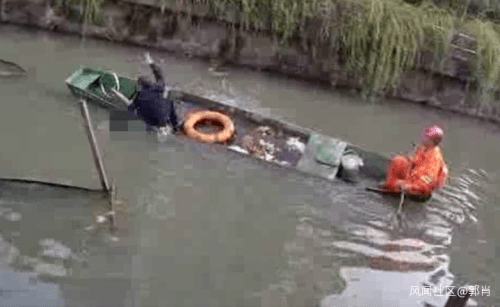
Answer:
[0, 181, 107, 306]
[319, 168, 492, 307]
[250, 167, 491, 307]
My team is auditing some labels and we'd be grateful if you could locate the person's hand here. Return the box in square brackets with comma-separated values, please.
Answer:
[145, 52, 153, 65]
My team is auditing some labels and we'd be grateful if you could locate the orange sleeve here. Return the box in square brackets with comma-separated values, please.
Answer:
[410, 147, 445, 187]
[435, 163, 448, 189]
[408, 145, 423, 162]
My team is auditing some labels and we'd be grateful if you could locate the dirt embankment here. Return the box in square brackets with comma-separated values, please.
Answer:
[2, 0, 500, 123]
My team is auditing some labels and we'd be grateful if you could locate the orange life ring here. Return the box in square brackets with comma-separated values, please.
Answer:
[183, 110, 235, 144]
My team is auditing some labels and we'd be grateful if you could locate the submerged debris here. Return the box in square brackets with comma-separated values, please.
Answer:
[237, 126, 304, 165]
[39, 239, 72, 260]
[35, 262, 68, 277]
[279, 161, 291, 166]
[256, 126, 274, 136]
[241, 134, 265, 156]
[227, 145, 249, 155]
[3, 211, 22, 221]
[96, 215, 107, 224]
[286, 137, 306, 153]
[84, 211, 115, 232]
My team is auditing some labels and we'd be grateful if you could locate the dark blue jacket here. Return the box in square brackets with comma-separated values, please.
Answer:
[128, 63, 178, 128]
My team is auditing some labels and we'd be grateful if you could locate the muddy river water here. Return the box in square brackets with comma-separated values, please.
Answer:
[0, 24, 498, 307]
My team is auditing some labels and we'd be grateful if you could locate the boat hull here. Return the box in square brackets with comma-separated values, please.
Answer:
[65, 67, 397, 192]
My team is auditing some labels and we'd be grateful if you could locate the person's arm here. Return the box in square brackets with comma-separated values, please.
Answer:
[128, 102, 138, 113]
[145, 52, 166, 87]
[149, 63, 166, 86]
[435, 163, 449, 189]
[406, 144, 424, 173]
[406, 142, 418, 160]
[127, 95, 138, 113]
[415, 153, 447, 190]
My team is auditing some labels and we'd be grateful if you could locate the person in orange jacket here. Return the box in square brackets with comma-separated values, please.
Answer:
[379, 125, 448, 199]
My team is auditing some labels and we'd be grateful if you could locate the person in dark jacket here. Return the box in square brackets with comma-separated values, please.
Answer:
[128, 53, 179, 135]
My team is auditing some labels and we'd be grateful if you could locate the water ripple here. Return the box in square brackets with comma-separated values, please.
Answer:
[269, 167, 492, 306]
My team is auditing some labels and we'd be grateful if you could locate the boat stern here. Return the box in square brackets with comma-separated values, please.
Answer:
[66, 67, 102, 89]
[65, 66, 84, 85]
[65, 66, 106, 100]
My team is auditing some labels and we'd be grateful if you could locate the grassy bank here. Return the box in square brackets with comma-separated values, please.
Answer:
[63, 0, 500, 102]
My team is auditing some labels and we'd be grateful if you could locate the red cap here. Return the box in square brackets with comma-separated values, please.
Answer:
[423, 125, 444, 144]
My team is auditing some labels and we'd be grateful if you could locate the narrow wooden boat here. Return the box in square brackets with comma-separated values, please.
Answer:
[65, 66, 429, 202]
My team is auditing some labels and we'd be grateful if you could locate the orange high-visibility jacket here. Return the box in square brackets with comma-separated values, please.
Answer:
[408, 145, 448, 190]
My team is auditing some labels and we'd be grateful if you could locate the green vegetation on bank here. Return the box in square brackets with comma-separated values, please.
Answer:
[65, 0, 104, 24]
[465, 19, 500, 103]
[174, 0, 500, 101]
[59, 0, 500, 101]
[340, 0, 453, 94]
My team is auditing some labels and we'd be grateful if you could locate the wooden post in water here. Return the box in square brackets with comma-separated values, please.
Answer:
[108, 179, 117, 228]
[79, 99, 110, 194]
